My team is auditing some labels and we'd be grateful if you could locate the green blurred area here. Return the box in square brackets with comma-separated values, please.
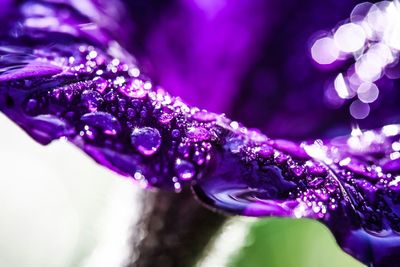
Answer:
[229, 218, 364, 267]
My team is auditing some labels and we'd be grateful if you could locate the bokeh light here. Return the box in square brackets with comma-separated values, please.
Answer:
[357, 82, 379, 103]
[311, 37, 340, 65]
[350, 99, 370, 119]
[312, 0, 400, 119]
[334, 23, 366, 53]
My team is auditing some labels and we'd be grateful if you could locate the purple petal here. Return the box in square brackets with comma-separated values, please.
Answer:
[1, 2, 400, 267]
[1, 39, 400, 267]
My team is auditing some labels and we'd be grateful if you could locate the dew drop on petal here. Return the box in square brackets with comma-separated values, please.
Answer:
[171, 129, 181, 139]
[257, 144, 274, 158]
[157, 107, 174, 124]
[158, 113, 174, 124]
[93, 76, 108, 93]
[24, 98, 38, 114]
[80, 111, 121, 135]
[30, 114, 74, 144]
[186, 126, 210, 141]
[130, 127, 161, 156]
[81, 90, 104, 112]
[120, 79, 147, 99]
[225, 137, 244, 154]
[175, 158, 195, 180]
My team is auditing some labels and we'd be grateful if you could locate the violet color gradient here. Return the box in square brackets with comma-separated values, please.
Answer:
[1, 1, 400, 267]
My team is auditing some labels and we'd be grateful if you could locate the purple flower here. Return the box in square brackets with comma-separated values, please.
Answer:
[1, 1, 400, 266]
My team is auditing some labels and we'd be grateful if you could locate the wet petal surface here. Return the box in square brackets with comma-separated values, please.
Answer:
[1, 2, 400, 267]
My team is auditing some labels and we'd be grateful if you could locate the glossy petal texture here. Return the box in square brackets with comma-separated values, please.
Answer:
[1, 1, 400, 267]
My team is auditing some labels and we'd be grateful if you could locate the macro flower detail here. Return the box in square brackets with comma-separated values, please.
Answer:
[1, 1, 400, 267]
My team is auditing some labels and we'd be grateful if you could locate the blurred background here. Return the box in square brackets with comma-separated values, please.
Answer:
[2, 0, 400, 266]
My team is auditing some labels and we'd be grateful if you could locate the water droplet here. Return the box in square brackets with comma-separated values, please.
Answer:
[274, 152, 290, 164]
[178, 142, 191, 158]
[186, 126, 210, 141]
[225, 137, 244, 153]
[257, 144, 274, 158]
[193, 110, 218, 122]
[175, 158, 195, 180]
[119, 79, 147, 99]
[93, 77, 108, 93]
[81, 90, 103, 112]
[30, 114, 74, 144]
[157, 107, 174, 124]
[306, 161, 327, 176]
[158, 113, 173, 124]
[130, 127, 162, 156]
[193, 150, 206, 165]
[171, 129, 181, 139]
[24, 98, 38, 114]
[118, 98, 127, 112]
[308, 177, 324, 188]
[80, 112, 121, 135]
[104, 90, 117, 102]
[290, 165, 305, 177]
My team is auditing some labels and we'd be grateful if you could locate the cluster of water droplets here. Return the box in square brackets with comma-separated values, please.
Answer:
[0, 43, 228, 192]
[1, 43, 400, 222]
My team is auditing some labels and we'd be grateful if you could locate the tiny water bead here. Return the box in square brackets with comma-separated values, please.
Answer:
[130, 127, 162, 156]
[175, 158, 196, 180]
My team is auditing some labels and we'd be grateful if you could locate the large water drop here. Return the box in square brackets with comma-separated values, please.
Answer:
[80, 112, 121, 135]
[130, 127, 162, 156]
[80, 90, 104, 112]
[175, 158, 196, 180]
